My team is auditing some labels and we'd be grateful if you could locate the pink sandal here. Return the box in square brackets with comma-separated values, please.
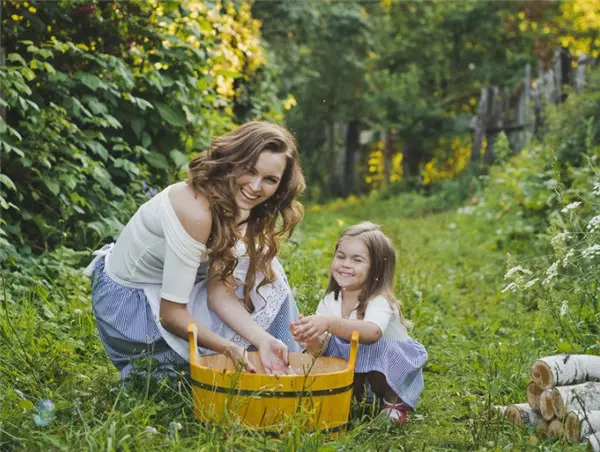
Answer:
[382, 400, 408, 424]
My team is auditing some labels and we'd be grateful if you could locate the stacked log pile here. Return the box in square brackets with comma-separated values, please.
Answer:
[496, 354, 600, 450]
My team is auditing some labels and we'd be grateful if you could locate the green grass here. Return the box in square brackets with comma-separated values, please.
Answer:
[0, 193, 589, 451]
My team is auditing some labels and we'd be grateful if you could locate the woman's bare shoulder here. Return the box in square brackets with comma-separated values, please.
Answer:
[168, 182, 212, 244]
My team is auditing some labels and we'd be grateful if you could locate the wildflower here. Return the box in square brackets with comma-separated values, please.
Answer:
[144, 426, 158, 435]
[457, 205, 476, 215]
[561, 201, 581, 213]
[582, 244, 600, 259]
[562, 249, 575, 267]
[448, 222, 457, 230]
[501, 282, 518, 293]
[542, 261, 559, 286]
[550, 232, 570, 246]
[142, 181, 159, 199]
[560, 300, 569, 317]
[593, 182, 600, 196]
[74, 308, 83, 315]
[587, 215, 600, 232]
[169, 422, 182, 431]
[524, 278, 539, 289]
[504, 265, 532, 279]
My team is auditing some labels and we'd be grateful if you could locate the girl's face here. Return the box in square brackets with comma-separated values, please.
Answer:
[331, 236, 371, 292]
[234, 150, 287, 211]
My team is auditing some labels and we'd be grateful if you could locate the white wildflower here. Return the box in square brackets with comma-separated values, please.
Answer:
[448, 222, 457, 230]
[560, 300, 569, 318]
[501, 282, 518, 293]
[551, 232, 570, 246]
[561, 201, 581, 213]
[587, 215, 600, 232]
[582, 244, 600, 259]
[562, 249, 575, 267]
[457, 205, 476, 215]
[144, 426, 158, 435]
[504, 265, 532, 279]
[524, 278, 539, 289]
[542, 261, 559, 286]
[74, 309, 83, 315]
[593, 182, 600, 196]
[543, 179, 558, 188]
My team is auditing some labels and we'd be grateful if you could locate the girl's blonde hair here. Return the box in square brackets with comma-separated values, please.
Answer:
[187, 121, 305, 312]
[326, 221, 413, 328]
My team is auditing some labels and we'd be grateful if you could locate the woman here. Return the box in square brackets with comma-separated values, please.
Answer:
[85, 122, 305, 379]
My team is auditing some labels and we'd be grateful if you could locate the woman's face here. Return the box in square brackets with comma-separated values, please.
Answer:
[234, 150, 287, 211]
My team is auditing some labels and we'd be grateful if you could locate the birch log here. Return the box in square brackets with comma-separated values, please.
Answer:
[531, 354, 600, 389]
[537, 419, 550, 438]
[540, 389, 556, 420]
[505, 403, 540, 425]
[588, 432, 600, 452]
[547, 418, 564, 438]
[565, 410, 600, 443]
[551, 382, 600, 420]
[527, 382, 543, 412]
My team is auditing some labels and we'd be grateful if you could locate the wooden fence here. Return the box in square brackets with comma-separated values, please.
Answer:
[470, 49, 597, 172]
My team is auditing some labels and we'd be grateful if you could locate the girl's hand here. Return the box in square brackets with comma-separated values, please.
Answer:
[225, 345, 256, 373]
[257, 338, 291, 375]
[292, 315, 331, 345]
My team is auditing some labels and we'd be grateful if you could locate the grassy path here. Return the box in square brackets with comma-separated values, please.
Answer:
[0, 195, 587, 450]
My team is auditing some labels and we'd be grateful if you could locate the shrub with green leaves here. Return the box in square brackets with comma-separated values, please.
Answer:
[0, 0, 282, 265]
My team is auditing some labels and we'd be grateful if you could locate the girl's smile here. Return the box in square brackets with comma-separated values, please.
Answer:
[331, 236, 371, 292]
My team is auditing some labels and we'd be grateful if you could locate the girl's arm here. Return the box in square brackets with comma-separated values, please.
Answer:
[293, 314, 382, 345]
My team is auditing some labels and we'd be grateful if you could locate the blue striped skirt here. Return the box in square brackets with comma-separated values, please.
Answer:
[324, 335, 428, 409]
[90, 256, 301, 380]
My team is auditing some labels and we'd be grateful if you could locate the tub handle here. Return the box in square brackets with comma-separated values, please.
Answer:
[188, 323, 200, 365]
[347, 330, 359, 371]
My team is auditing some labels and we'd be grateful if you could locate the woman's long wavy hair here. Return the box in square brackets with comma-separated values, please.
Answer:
[326, 222, 413, 328]
[187, 122, 305, 312]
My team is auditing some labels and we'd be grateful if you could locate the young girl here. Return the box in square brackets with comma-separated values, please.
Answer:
[290, 222, 427, 423]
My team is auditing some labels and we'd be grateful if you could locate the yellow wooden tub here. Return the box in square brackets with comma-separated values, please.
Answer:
[187, 324, 359, 433]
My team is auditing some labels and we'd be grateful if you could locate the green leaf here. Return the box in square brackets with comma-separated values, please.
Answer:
[155, 103, 186, 127]
[169, 149, 189, 169]
[76, 72, 106, 91]
[144, 152, 169, 170]
[0, 175, 16, 191]
[7, 53, 27, 66]
[44, 179, 60, 195]
[131, 118, 145, 140]
[86, 140, 109, 160]
[92, 166, 112, 188]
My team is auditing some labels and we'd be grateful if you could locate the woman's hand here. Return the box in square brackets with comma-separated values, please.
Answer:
[291, 315, 331, 345]
[257, 338, 291, 375]
[225, 345, 256, 373]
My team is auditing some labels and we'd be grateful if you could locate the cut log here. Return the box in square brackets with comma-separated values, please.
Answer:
[540, 389, 556, 420]
[493, 405, 507, 416]
[505, 403, 540, 425]
[565, 410, 600, 443]
[531, 354, 600, 389]
[527, 382, 543, 412]
[551, 382, 600, 420]
[589, 432, 600, 452]
[547, 418, 564, 437]
[537, 419, 550, 438]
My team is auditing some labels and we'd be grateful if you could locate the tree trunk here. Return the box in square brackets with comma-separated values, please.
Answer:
[343, 120, 360, 196]
[383, 130, 393, 185]
[588, 432, 600, 452]
[551, 382, 600, 420]
[527, 382, 543, 412]
[574, 53, 587, 94]
[540, 389, 556, 420]
[402, 136, 422, 180]
[565, 410, 600, 443]
[505, 403, 539, 425]
[547, 418, 564, 438]
[531, 355, 600, 389]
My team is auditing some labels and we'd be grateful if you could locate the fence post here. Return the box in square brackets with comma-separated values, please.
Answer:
[553, 48, 563, 104]
[484, 86, 501, 166]
[512, 64, 531, 153]
[470, 86, 491, 173]
[574, 53, 587, 94]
